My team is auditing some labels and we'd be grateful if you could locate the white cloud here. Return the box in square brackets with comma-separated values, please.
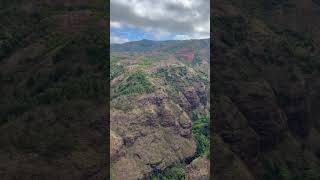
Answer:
[174, 35, 191, 40]
[110, 0, 210, 40]
[174, 33, 209, 40]
[110, 35, 129, 44]
[110, 21, 122, 28]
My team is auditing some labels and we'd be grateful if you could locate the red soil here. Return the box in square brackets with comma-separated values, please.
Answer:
[176, 48, 194, 62]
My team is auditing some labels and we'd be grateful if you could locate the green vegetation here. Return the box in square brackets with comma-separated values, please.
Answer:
[155, 66, 188, 83]
[192, 52, 203, 65]
[113, 71, 155, 98]
[192, 112, 210, 157]
[262, 160, 320, 180]
[110, 56, 127, 80]
[151, 164, 186, 180]
[154, 65, 208, 105]
[154, 66, 193, 99]
[138, 56, 162, 67]
[111, 96, 134, 112]
[111, 56, 126, 64]
[111, 64, 125, 80]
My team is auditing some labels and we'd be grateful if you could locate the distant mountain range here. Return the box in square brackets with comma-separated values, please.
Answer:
[111, 39, 210, 53]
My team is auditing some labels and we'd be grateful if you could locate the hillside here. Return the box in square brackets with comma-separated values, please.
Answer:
[110, 39, 210, 180]
[213, 0, 320, 179]
[0, 0, 108, 179]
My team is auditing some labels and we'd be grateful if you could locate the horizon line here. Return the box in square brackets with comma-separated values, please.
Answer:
[110, 38, 210, 45]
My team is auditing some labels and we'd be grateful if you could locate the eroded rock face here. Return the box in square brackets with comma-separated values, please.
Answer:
[111, 95, 197, 179]
[110, 41, 209, 179]
[186, 156, 210, 180]
[110, 130, 123, 161]
[183, 87, 201, 109]
[110, 90, 200, 179]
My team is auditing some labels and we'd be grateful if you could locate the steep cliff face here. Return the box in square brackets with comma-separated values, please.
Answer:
[110, 40, 210, 179]
[213, 0, 320, 179]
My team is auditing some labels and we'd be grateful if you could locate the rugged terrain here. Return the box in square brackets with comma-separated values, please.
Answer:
[110, 39, 210, 180]
[0, 0, 108, 179]
[213, 0, 320, 179]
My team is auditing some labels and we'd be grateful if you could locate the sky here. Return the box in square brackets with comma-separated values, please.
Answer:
[110, 0, 210, 44]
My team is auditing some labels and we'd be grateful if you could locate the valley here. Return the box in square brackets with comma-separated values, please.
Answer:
[110, 39, 210, 180]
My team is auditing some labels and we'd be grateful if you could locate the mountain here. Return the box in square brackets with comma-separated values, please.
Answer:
[110, 39, 210, 180]
[111, 39, 210, 53]
[0, 1, 108, 179]
[213, 0, 320, 179]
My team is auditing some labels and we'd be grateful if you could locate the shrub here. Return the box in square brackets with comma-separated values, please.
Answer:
[110, 64, 124, 80]
[138, 56, 161, 67]
[113, 71, 155, 97]
[192, 112, 209, 156]
[151, 164, 186, 180]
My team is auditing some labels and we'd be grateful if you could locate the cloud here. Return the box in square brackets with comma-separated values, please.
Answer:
[174, 35, 191, 40]
[110, 0, 210, 40]
[173, 33, 209, 40]
[110, 21, 122, 28]
[110, 35, 129, 44]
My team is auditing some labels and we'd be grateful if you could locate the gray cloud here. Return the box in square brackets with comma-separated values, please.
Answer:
[110, 0, 210, 40]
